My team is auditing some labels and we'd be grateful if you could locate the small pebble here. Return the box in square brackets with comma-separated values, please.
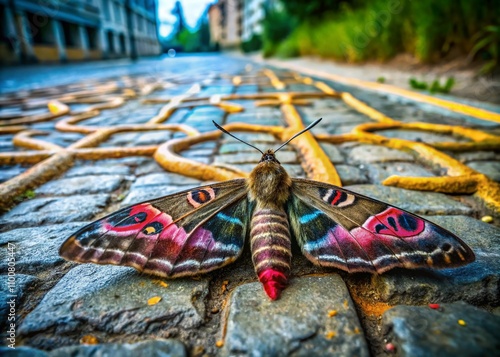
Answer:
[328, 310, 338, 317]
[325, 331, 336, 339]
[481, 216, 493, 223]
[147, 296, 161, 306]
[80, 335, 98, 345]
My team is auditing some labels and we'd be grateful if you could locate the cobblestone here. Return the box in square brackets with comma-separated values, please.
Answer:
[348, 144, 414, 163]
[382, 302, 500, 357]
[466, 161, 500, 182]
[0, 223, 87, 273]
[365, 162, 435, 183]
[19, 264, 208, 338]
[35, 175, 125, 196]
[0, 195, 109, 231]
[221, 275, 369, 357]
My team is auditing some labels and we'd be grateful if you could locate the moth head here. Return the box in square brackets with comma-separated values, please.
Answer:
[260, 149, 280, 164]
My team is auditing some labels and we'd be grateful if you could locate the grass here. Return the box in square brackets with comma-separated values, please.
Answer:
[409, 77, 455, 94]
[263, 0, 500, 73]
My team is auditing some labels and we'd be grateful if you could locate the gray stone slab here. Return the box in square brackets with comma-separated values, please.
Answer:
[134, 160, 166, 176]
[132, 172, 201, 188]
[49, 339, 186, 357]
[19, 264, 208, 336]
[121, 185, 185, 206]
[382, 302, 500, 357]
[366, 162, 435, 183]
[344, 185, 473, 215]
[0, 223, 88, 273]
[320, 143, 344, 164]
[283, 164, 305, 178]
[225, 133, 277, 143]
[0, 166, 26, 183]
[373, 215, 500, 306]
[378, 129, 466, 144]
[334, 123, 363, 134]
[0, 274, 38, 328]
[65, 165, 131, 177]
[0, 346, 48, 356]
[36, 175, 124, 196]
[134, 131, 172, 145]
[213, 153, 262, 165]
[456, 151, 500, 163]
[220, 275, 369, 357]
[348, 145, 414, 164]
[336, 165, 369, 185]
[0, 195, 109, 231]
[467, 161, 500, 181]
[219, 142, 264, 154]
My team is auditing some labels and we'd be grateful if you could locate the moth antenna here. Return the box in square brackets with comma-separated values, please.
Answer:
[212, 120, 264, 154]
[274, 118, 322, 153]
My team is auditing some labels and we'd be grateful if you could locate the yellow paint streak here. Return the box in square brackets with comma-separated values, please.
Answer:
[266, 61, 500, 123]
[263, 69, 286, 90]
[280, 100, 341, 185]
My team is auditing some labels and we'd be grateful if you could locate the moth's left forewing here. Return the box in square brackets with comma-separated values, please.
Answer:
[287, 178, 475, 274]
[60, 179, 250, 277]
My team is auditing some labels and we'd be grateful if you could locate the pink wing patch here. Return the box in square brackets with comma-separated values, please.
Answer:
[362, 207, 425, 237]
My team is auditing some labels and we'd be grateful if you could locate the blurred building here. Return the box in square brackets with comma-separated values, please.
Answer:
[0, 0, 161, 64]
[209, 0, 242, 49]
[207, 3, 222, 49]
[241, 0, 265, 41]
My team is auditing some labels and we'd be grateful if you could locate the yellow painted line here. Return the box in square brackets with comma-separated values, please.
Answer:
[266, 62, 500, 124]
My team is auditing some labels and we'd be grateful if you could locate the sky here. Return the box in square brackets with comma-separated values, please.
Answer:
[157, 0, 215, 38]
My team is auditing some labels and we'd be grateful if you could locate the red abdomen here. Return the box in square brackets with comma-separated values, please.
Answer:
[250, 208, 292, 300]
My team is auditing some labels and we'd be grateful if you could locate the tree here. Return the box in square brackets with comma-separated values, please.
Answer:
[282, 0, 355, 21]
[171, 1, 187, 38]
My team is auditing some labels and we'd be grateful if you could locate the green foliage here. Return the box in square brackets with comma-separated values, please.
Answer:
[262, 6, 298, 57]
[281, 0, 356, 20]
[376, 76, 385, 83]
[241, 34, 262, 53]
[469, 25, 500, 74]
[409, 77, 455, 94]
[15, 189, 36, 203]
[261, 0, 500, 73]
[275, 34, 300, 58]
[409, 78, 428, 91]
[177, 29, 200, 52]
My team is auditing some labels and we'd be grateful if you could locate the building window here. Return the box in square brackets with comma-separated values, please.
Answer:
[103, 0, 111, 21]
[114, 3, 122, 24]
[107, 30, 115, 53]
[86, 26, 98, 49]
[119, 33, 126, 54]
[27, 12, 55, 45]
[61, 21, 79, 47]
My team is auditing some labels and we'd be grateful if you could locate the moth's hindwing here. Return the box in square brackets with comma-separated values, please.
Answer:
[59, 179, 249, 277]
[287, 178, 475, 274]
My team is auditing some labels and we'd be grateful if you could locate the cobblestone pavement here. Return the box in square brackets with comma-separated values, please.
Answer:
[1, 54, 499, 356]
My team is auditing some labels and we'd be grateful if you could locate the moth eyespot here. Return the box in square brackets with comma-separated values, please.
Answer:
[142, 221, 164, 235]
[319, 188, 355, 207]
[187, 187, 216, 207]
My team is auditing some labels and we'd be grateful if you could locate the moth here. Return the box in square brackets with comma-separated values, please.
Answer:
[60, 118, 475, 300]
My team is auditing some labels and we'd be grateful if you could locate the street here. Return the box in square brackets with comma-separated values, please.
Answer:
[0, 53, 499, 356]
